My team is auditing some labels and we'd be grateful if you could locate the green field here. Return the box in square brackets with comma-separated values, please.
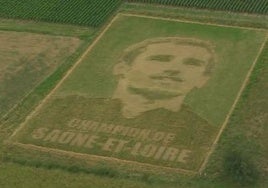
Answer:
[121, 3, 268, 30]
[0, 0, 122, 27]
[1, 0, 267, 31]
[127, 0, 268, 14]
[8, 14, 266, 175]
[204, 39, 268, 187]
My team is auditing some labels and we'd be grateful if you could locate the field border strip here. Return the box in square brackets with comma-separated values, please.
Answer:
[8, 15, 120, 140]
[11, 142, 196, 175]
[119, 13, 268, 32]
[199, 34, 268, 173]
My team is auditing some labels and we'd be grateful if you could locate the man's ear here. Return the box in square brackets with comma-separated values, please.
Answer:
[113, 62, 129, 75]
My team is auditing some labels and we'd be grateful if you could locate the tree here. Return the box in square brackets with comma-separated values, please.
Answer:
[223, 149, 259, 186]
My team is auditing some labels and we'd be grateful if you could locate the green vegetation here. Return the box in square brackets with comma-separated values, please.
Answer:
[0, 0, 122, 27]
[1, 0, 267, 30]
[121, 3, 268, 30]
[223, 148, 259, 186]
[0, 0, 267, 29]
[205, 41, 268, 187]
[126, 0, 268, 15]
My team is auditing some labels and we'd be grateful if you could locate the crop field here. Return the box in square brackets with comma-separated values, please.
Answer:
[0, 0, 122, 27]
[6, 13, 267, 175]
[1, 0, 267, 29]
[127, 0, 268, 14]
[0, 31, 81, 120]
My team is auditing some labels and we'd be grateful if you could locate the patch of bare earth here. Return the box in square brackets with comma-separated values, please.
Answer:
[0, 31, 81, 116]
[0, 31, 80, 80]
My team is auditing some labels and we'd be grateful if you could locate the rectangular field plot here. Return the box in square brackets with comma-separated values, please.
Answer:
[10, 14, 267, 173]
[0, 31, 81, 118]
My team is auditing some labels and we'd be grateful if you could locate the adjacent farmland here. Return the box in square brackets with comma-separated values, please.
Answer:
[0, 0, 122, 27]
[205, 39, 268, 186]
[0, 31, 81, 119]
[127, 0, 268, 15]
[1, 0, 267, 29]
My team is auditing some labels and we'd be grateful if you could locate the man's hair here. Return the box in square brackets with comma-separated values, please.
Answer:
[119, 37, 216, 75]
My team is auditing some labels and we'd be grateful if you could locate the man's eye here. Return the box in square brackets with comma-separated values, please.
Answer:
[147, 55, 175, 62]
[183, 58, 205, 66]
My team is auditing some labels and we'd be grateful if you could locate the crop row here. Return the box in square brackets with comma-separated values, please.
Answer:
[0, 0, 267, 27]
[126, 0, 268, 15]
[0, 0, 122, 27]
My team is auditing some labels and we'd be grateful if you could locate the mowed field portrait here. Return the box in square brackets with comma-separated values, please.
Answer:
[8, 14, 267, 174]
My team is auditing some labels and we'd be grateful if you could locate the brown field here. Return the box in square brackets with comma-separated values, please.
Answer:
[0, 31, 81, 118]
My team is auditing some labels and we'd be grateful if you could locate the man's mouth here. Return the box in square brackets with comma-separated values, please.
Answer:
[150, 70, 184, 82]
[128, 86, 182, 100]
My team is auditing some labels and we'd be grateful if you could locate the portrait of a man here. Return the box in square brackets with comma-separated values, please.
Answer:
[12, 13, 264, 174]
[112, 37, 215, 118]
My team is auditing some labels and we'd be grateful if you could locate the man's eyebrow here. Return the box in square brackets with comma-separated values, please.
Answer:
[183, 58, 205, 66]
[147, 55, 175, 62]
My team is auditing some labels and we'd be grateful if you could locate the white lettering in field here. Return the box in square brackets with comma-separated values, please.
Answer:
[31, 128, 192, 164]
[67, 118, 176, 145]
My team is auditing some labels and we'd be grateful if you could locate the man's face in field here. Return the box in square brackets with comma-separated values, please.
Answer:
[113, 39, 213, 118]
